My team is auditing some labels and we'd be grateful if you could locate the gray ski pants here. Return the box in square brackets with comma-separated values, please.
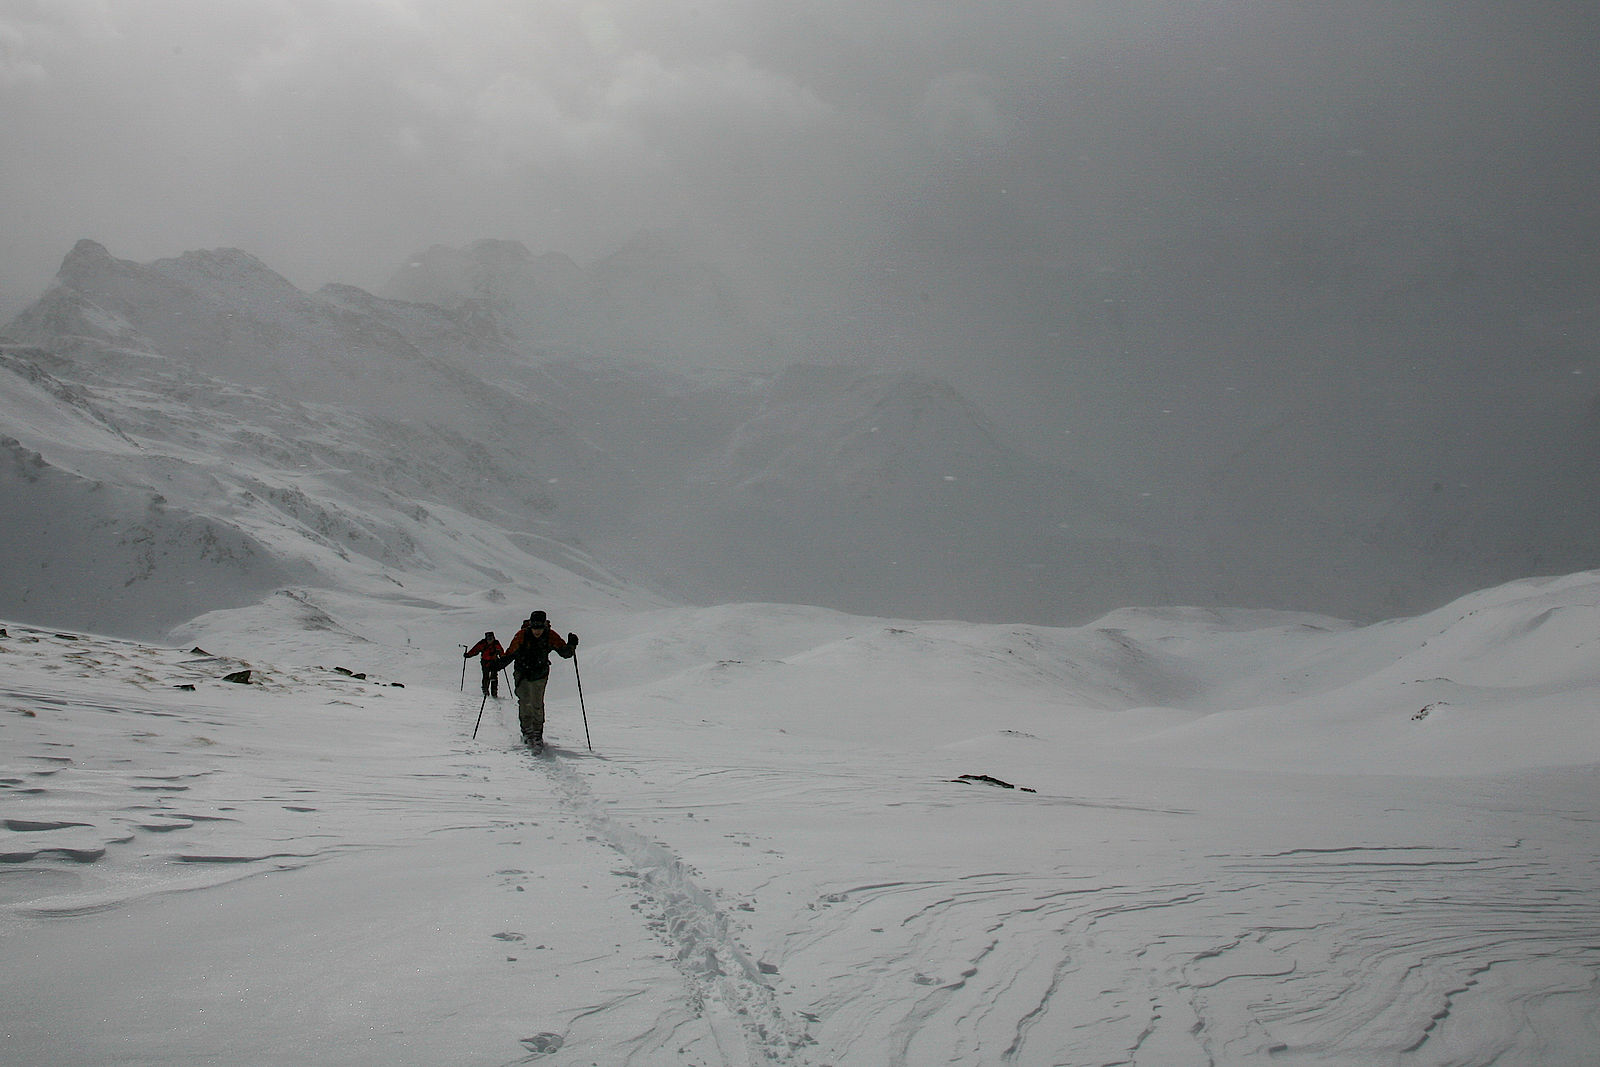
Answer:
[515, 674, 549, 739]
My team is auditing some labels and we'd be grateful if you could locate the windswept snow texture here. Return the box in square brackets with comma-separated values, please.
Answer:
[4, 570, 1599, 1065]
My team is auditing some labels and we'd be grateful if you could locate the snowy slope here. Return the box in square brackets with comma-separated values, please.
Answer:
[0, 242, 667, 638]
[0, 335, 645, 640]
[3, 570, 1598, 1065]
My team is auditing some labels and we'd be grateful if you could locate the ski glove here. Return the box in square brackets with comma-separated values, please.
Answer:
[568, 632, 579, 649]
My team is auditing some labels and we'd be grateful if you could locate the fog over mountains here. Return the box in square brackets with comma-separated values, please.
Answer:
[2, 236, 1596, 639]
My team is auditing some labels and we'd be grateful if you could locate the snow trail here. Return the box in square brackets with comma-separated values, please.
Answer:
[519, 740, 819, 1064]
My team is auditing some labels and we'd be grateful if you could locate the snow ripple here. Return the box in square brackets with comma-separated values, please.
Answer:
[778, 842, 1600, 1065]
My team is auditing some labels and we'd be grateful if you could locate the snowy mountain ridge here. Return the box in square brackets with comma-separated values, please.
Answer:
[2, 239, 1176, 638]
[5, 236, 1599, 639]
[378, 233, 1600, 621]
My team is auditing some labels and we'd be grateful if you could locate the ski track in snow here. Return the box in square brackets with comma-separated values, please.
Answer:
[514, 734, 819, 1065]
[0, 623, 813, 1066]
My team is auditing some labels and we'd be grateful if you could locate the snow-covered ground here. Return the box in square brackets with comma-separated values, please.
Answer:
[4, 572, 1599, 1065]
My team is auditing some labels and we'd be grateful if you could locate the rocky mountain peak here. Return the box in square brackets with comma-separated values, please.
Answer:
[63, 237, 112, 267]
[56, 238, 130, 289]
[461, 238, 534, 267]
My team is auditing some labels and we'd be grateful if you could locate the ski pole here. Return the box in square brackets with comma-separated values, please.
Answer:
[573, 653, 592, 751]
[459, 645, 468, 691]
[472, 688, 489, 739]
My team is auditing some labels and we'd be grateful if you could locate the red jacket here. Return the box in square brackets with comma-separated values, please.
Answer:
[464, 637, 503, 665]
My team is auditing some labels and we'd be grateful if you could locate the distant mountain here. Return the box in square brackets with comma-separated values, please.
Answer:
[0, 242, 646, 636]
[16, 240, 530, 425]
[1, 240, 1170, 636]
[548, 361, 1195, 623]
[382, 239, 590, 351]
[8, 238, 1594, 637]
[380, 233, 782, 368]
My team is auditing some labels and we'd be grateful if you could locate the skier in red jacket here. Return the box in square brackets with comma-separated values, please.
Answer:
[463, 631, 504, 698]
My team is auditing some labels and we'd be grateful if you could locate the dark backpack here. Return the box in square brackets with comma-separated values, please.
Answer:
[513, 628, 553, 679]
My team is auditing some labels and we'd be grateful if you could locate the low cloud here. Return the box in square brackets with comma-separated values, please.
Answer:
[3, 2, 1597, 484]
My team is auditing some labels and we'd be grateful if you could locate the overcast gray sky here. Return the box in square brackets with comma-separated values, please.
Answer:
[4, 1, 1598, 469]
